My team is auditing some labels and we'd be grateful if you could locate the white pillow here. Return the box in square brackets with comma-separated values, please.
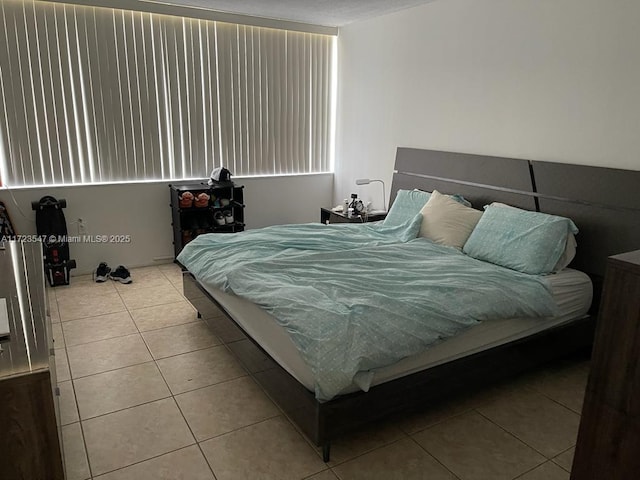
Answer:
[419, 190, 483, 249]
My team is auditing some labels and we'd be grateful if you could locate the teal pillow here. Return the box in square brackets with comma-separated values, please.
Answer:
[463, 204, 578, 275]
[383, 189, 431, 227]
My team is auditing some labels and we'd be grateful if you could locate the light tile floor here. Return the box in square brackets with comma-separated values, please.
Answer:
[51, 263, 589, 480]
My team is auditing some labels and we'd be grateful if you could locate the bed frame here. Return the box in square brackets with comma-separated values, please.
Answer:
[181, 148, 640, 461]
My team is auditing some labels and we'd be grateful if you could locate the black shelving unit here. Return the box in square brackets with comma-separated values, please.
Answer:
[169, 181, 245, 258]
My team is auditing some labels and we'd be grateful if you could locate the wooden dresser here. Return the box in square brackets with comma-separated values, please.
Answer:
[571, 250, 640, 479]
[0, 241, 65, 480]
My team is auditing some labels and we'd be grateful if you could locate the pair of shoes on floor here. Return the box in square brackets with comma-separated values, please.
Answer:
[94, 262, 132, 284]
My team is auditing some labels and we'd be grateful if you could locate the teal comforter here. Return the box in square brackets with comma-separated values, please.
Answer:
[178, 217, 422, 288]
[178, 224, 557, 401]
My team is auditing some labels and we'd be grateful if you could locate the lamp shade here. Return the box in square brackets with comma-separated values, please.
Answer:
[355, 178, 371, 185]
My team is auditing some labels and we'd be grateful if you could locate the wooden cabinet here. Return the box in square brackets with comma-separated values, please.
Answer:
[571, 250, 640, 480]
[170, 181, 245, 258]
[0, 241, 64, 480]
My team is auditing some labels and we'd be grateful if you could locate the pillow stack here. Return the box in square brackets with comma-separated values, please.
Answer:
[384, 188, 579, 275]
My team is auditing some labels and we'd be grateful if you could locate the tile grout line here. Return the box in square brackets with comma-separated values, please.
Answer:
[64, 330, 140, 350]
[405, 434, 463, 480]
[191, 415, 300, 479]
[171, 373, 252, 399]
[134, 315, 201, 334]
[195, 440, 221, 480]
[91, 444, 200, 479]
[530, 386, 585, 416]
[70, 356, 153, 380]
[473, 408, 558, 462]
[326, 434, 412, 469]
[470, 384, 583, 453]
[510, 459, 562, 480]
[77, 418, 95, 480]
[398, 405, 476, 437]
[142, 332, 224, 361]
[58, 309, 128, 324]
[321, 437, 416, 475]
[550, 445, 575, 473]
[62, 310, 200, 348]
[78, 390, 174, 423]
[300, 468, 334, 480]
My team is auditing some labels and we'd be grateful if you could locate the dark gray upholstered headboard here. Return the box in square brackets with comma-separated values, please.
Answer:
[391, 147, 640, 280]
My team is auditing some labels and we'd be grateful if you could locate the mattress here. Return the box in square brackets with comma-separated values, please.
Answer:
[202, 268, 592, 395]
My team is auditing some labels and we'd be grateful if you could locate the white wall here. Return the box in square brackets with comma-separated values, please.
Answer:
[335, 0, 640, 208]
[0, 174, 332, 275]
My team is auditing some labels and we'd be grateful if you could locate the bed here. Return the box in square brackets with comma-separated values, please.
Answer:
[178, 148, 640, 461]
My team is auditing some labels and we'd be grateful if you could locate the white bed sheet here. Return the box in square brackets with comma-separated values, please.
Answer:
[202, 268, 592, 395]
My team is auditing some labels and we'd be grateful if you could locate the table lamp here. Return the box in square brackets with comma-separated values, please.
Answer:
[355, 178, 386, 211]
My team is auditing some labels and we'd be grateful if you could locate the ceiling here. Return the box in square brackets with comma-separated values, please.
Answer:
[157, 0, 436, 27]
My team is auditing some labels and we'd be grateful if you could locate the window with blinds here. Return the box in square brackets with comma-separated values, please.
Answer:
[0, 0, 336, 187]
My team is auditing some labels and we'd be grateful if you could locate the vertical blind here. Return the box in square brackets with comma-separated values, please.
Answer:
[0, 0, 335, 186]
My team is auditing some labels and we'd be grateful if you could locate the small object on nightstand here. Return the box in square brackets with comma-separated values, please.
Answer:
[320, 207, 387, 225]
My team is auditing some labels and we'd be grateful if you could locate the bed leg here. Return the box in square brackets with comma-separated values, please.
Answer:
[322, 443, 331, 462]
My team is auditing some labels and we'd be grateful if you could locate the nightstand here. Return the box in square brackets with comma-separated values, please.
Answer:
[320, 207, 387, 224]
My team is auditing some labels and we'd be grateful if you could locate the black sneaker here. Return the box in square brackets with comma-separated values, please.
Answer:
[94, 262, 111, 283]
[109, 265, 132, 284]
